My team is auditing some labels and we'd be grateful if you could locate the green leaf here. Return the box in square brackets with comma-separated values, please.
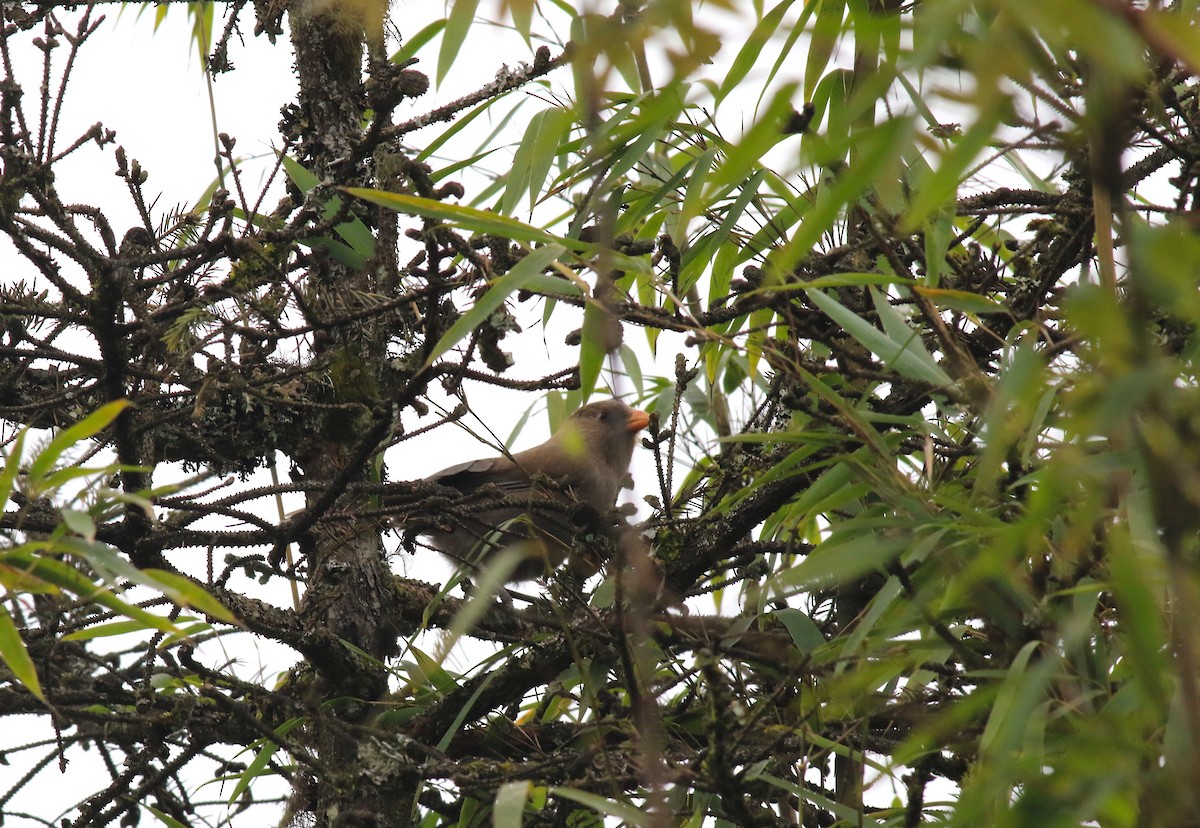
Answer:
[392, 18, 446, 66]
[717, 0, 796, 105]
[143, 805, 189, 828]
[902, 105, 1005, 230]
[742, 271, 913, 301]
[776, 530, 904, 592]
[836, 574, 903, 658]
[494, 780, 532, 827]
[54, 537, 234, 622]
[757, 772, 883, 826]
[41, 464, 130, 493]
[607, 120, 668, 186]
[411, 646, 461, 696]
[912, 285, 1009, 316]
[0, 605, 44, 701]
[680, 168, 765, 297]
[804, 0, 847, 101]
[1140, 9, 1200, 77]
[772, 607, 825, 654]
[227, 718, 305, 806]
[806, 288, 953, 387]
[709, 84, 797, 192]
[578, 301, 610, 402]
[502, 107, 574, 215]
[781, 116, 913, 268]
[441, 546, 524, 652]
[423, 244, 566, 367]
[1106, 524, 1170, 711]
[0, 558, 58, 593]
[143, 568, 235, 622]
[745, 305, 775, 379]
[418, 96, 512, 164]
[2, 548, 179, 635]
[0, 429, 24, 514]
[520, 272, 583, 298]
[280, 155, 375, 265]
[347, 188, 565, 246]
[509, 0, 534, 43]
[63, 617, 197, 642]
[677, 145, 720, 238]
[439, 0, 481, 85]
[60, 508, 96, 540]
[525, 109, 574, 210]
[28, 400, 128, 484]
[979, 640, 1052, 757]
[550, 787, 650, 826]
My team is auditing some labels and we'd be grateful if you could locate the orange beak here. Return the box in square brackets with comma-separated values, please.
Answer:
[627, 409, 651, 432]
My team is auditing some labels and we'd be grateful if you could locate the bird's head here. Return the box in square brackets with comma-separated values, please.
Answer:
[551, 399, 650, 473]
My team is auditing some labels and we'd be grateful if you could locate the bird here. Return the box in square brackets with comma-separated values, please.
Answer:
[420, 398, 650, 582]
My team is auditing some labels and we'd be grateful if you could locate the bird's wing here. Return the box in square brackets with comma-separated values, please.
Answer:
[425, 457, 532, 494]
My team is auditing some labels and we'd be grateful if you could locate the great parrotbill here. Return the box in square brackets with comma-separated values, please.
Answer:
[422, 399, 650, 581]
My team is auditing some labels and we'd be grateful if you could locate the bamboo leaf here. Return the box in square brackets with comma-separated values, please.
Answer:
[777, 530, 904, 592]
[550, 788, 650, 826]
[60, 508, 96, 540]
[804, 0, 847, 102]
[392, 18, 446, 66]
[0, 430, 25, 515]
[773, 607, 826, 654]
[143, 805, 189, 828]
[806, 288, 953, 387]
[1141, 9, 1200, 76]
[677, 145, 720, 237]
[63, 618, 196, 642]
[411, 646, 461, 696]
[579, 300, 609, 402]
[0, 559, 58, 593]
[424, 244, 566, 367]
[347, 189, 564, 246]
[438, 0, 481, 85]
[494, 780, 532, 827]
[143, 568, 235, 622]
[757, 773, 884, 826]
[0, 605, 44, 701]
[980, 640, 1052, 757]
[28, 400, 129, 484]
[709, 84, 797, 192]
[508, 0, 534, 43]
[912, 285, 1009, 315]
[227, 718, 305, 806]
[55, 535, 232, 619]
[902, 106, 1005, 230]
[502, 107, 574, 215]
[280, 155, 375, 261]
[779, 116, 912, 270]
[717, 0, 796, 105]
[2, 548, 179, 635]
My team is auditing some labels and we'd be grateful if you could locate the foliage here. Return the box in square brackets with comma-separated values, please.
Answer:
[3, 1, 1200, 826]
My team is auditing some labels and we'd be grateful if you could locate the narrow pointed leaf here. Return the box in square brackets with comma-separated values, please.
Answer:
[0, 605, 44, 701]
[392, 18, 446, 66]
[424, 244, 566, 367]
[0, 430, 25, 514]
[28, 400, 128, 483]
[807, 288, 953, 387]
[346, 189, 564, 246]
[494, 780, 532, 827]
[439, 0, 481, 84]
